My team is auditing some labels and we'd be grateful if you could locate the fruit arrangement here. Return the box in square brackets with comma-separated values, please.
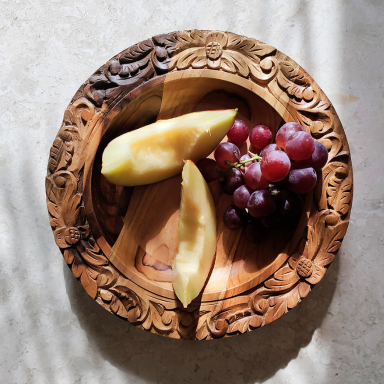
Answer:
[101, 110, 328, 307]
[197, 120, 328, 242]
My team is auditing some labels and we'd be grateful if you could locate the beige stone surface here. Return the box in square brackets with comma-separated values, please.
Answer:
[0, 1, 383, 383]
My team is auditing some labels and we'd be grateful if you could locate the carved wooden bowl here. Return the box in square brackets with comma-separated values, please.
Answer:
[46, 30, 353, 340]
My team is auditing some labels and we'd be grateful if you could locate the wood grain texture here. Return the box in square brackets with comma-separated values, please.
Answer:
[46, 30, 353, 340]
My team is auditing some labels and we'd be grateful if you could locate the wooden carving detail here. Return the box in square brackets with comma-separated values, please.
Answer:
[169, 30, 278, 83]
[46, 30, 352, 339]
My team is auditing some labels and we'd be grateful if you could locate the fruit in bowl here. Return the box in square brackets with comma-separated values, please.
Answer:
[101, 109, 238, 186]
[172, 160, 217, 308]
[102, 113, 328, 307]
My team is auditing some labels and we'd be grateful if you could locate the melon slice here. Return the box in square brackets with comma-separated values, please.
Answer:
[102, 109, 237, 186]
[172, 160, 217, 307]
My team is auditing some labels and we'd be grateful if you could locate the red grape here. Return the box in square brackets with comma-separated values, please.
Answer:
[221, 167, 244, 195]
[277, 190, 303, 216]
[233, 185, 253, 209]
[260, 150, 291, 182]
[247, 190, 276, 218]
[285, 131, 315, 161]
[223, 205, 248, 230]
[214, 142, 240, 169]
[249, 125, 273, 149]
[260, 143, 278, 157]
[299, 141, 328, 170]
[285, 164, 317, 194]
[244, 220, 267, 243]
[244, 162, 270, 190]
[227, 119, 249, 146]
[196, 158, 220, 182]
[275, 122, 304, 150]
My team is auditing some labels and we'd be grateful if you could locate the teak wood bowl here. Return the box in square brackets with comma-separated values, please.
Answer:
[46, 30, 353, 340]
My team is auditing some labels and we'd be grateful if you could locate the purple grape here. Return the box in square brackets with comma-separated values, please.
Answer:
[285, 131, 315, 161]
[223, 205, 248, 230]
[233, 185, 253, 209]
[196, 158, 220, 182]
[275, 122, 304, 150]
[247, 190, 276, 218]
[227, 119, 249, 146]
[299, 141, 328, 170]
[221, 167, 244, 195]
[260, 143, 278, 157]
[250, 125, 273, 149]
[277, 190, 303, 216]
[260, 150, 291, 182]
[285, 164, 317, 194]
[244, 162, 270, 190]
[244, 220, 267, 243]
[214, 142, 240, 169]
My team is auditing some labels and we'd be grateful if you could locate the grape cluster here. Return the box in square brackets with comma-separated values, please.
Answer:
[196, 119, 328, 243]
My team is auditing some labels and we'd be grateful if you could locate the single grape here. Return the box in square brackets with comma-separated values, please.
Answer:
[260, 143, 278, 157]
[260, 212, 282, 229]
[227, 119, 249, 146]
[299, 141, 328, 170]
[196, 158, 220, 182]
[221, 167, 244, 195]
[239, 154, 255, 173]
[247, 190, 276, 218]
[244, 220, 267, 243]
[249, 125, 273, 150]
[214, 142, 240, 169]
[260, 150, 291, 182]
[275, 122, 304, 150]
[223, 205, 248, 230]
[285, 164, 317, 194]
[233, 185, 253, 209]
[285, 131, 315, 161]
[244, 162, 270, 190]
[277, 190, 303, 216]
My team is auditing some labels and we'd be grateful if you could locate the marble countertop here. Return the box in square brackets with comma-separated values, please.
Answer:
[0, 1, 383, 383]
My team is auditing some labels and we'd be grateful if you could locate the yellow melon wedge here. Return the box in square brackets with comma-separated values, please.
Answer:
[172, 160, 217, 308]
[101, 109, 237, 186]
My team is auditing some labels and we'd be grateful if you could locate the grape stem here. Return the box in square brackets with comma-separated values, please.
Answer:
[224, 152, 262, 169]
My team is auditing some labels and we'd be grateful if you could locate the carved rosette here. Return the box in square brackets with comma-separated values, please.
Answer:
[46, 30, 352, 339]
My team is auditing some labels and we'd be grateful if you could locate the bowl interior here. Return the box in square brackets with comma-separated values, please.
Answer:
[86, 72, 309, 303]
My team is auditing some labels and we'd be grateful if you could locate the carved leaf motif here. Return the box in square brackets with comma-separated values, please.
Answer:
[222, 51, 249, 77]
[110, 294, 129, 318]
[175, 48, 205, 70]
[118, 39, 154, 63]
[78, 240, 108, 267]
[265, 265, 300, 291]
[306, 265, 326, 285]
[265, 296, 287, 324]
[298, 282, 311, 298]
[228, 317, 248, 334]
[333, 178, 352, 216]
[176, 29, 205, 50]
[152, 33, 177, 49]
[305, 211, 328, 260]
[69, 247, 98, 298]
[314, 221, 349, 267]
[227, 33, 276, 60]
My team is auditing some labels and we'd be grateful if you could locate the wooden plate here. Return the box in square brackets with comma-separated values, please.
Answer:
[46, 30, 353, 340]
